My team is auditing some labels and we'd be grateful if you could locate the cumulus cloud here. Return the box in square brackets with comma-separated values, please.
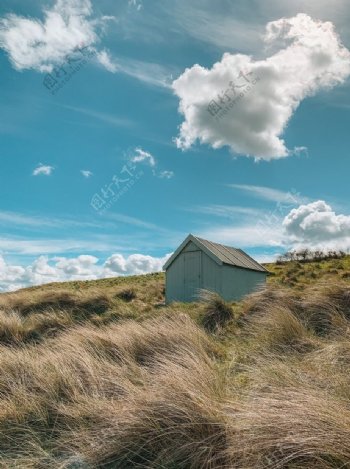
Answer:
[33, 164, 54, 176]
[283, 200, 350, 249]
[0, 0, 113, 72]
[104, 253, 169, 275]
[53, 254, 99, 276]
[0, 252, 170, 292]
[196, 198, 350, 253]
[172, 13, 350, 160]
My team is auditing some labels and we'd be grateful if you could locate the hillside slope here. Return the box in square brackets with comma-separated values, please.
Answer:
[266, 254, 350, 287]
[0, 258, 349, 467]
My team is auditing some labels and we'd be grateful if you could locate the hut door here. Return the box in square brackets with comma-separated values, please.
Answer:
[184, 251, 201, 301]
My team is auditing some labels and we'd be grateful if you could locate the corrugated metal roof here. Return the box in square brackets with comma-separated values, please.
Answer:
[163, 234, 268, 272]
[194, 236, 268, 272]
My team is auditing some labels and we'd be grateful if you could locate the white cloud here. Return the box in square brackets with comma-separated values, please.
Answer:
[104, 253, 170, 276]
[53, 254, 99, 275]
[0, 252, 170, 292]
[81, 169, 93, 178]
[155, 1, 262, 53]
[200, 224, 286, 248]
[158, 170, 174, 179]
[254, 252, 280, 264]
[62, 104, 132, 128]
[230, 184, 306, 204]
[0, 0, 173, 87]
[131, 147, 156, 167]
[130, 147, 174, 179]
[283, 200, 350, 249]
[96, 49, 118, 72]
[91, 51, 174, 88]
[0, 0, 113, 73]
[200, 199, 350, 253]
[190, 204, 264, 219]
[105, 213, 160, 230]
[172, 13, 350, 160]
[0, 257, 25, 285]
[128, 0, 143, 11]
[33, 164, 54, 176]
[111, 56, 173, 88]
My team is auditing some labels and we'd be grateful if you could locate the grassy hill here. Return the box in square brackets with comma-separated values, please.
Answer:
[0, 257, 350, 467]
[266, 254, 350, 287]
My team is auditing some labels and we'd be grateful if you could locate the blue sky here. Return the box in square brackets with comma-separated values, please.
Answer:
[0, 0, 349, 290]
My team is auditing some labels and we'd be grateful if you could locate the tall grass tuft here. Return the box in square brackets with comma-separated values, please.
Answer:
[199, 289, 234, 332]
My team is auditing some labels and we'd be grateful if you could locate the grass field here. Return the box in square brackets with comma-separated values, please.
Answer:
[0, 257, 350, 467]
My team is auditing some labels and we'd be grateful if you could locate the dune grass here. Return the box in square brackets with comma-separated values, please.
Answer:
[0, 268, 349, 467]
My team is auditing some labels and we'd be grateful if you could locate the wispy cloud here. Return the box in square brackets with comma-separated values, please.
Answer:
[199, 224, 286, 248]
[229, 184, 306, 204]
[131, 148, 156, 167]
[115, 56, 173, 88]
[61, 104, 133, 128]
[152, 0, 262, 52]
[0, 237, 117, 256]
[158, 170, 174, 179]
[96, 50, 118, 73]
[190, 204, 263, 219]
[81, 170, 93, 178]
[0, 210, 168, 233]
[32, 164, 54, 176]
[0, 211, 57, 228]
[129, 147, 174, 179]
[0, 211, 101, 229]
[0, 210, 179, 255]
[155, 0, 350, 54]
[128, 0, 143, 11]
[96, 53, 174, 88]
[102, 212, 161, 231]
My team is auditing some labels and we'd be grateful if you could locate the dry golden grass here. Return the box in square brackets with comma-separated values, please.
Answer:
[0, 274, 350, 467]
[199, 289, 234, 333]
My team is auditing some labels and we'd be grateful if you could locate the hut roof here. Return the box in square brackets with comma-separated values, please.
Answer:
[163, 234, 268, 273]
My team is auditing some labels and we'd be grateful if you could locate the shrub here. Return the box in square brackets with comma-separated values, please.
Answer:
[115, 288, 136, 302]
